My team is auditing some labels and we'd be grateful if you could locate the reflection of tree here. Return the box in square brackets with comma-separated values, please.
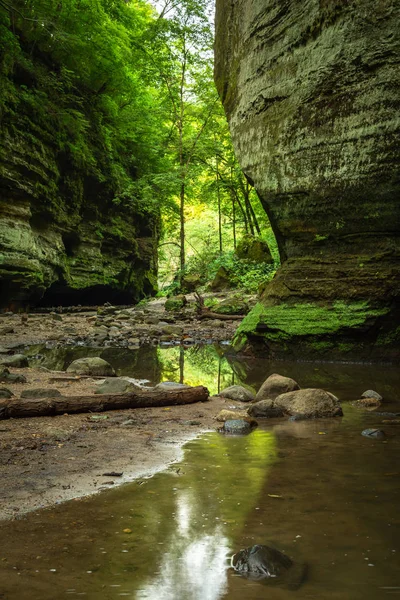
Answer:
[157, 344, 239, 395]
[133, 430, 278, 599]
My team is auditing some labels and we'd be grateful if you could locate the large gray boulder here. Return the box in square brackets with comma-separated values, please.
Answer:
[256, 374, 300, 401]
[247, 399, 284, 418]
[274, 389, 342, 418]
[218, 385, 255, 402]
[94, 378, 142, 395]
[248, 389, 342, 419]
[66, 357, 115, 377]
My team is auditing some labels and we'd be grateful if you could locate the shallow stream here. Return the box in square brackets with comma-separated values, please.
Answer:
[1, 345, 399, 599]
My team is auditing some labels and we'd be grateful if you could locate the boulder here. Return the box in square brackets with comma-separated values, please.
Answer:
[235, 235, 273, 263]
[247, 399, 284, 418]
[66, 357, 115, 377]
[353, 397, 382, 409]
[210, 266, 233, 291]
[155, 381, 190, 391]
[20, 388, 62, 398]
[362, 428, 386, 440]
[213, 297, 249, 316]
[181, 274, 201, 292]
[215, 409, 249, 422]
[256, 374, 300, 401]
[161, 324, 184, 336]
[0, 388, 13, 399]
[220, 418, 257, 435]
[165, 295, 187, 312]
[218, 385, 255, 402]
[0, 368, 27, 383]
[361, 390, 383, 402]
[231, 544, 305, 589]
[274, 389, 342, 418]
[0, 354, 29, 368]
[94, 378, 142, 395]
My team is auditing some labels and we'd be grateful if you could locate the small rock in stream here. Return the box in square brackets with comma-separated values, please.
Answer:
[361, 428, 387, 440]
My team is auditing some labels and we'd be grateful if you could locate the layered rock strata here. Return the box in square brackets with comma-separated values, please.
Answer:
[215, 0, 400, 361]
[0, 44, 158, 309]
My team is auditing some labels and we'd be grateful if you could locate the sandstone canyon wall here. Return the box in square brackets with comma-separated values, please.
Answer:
[0, 25, 159, 309]
[215, 0, 400, 361]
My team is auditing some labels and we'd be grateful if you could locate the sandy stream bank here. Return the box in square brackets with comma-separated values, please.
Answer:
[0, 300, 245, 521]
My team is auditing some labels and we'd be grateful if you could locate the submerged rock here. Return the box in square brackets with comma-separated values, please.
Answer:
[220, 418, 257, 435]
[231, 544, 306, 589]
[256, 374, 300, 401]
[361, 429, 386, 440]
[353, 397, 382, 409]
[218, 385, 255, 402]
[66, 357, 115, 377]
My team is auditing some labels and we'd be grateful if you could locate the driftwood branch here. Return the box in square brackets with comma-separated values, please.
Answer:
[0, 386, 209, 419]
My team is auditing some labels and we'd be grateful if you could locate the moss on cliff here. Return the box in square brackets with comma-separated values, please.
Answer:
[233, 300, 390, 354]
[0, 3, 161, 307]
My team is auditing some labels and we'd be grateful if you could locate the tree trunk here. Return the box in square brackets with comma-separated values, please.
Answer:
[216, 152, 222, 253]
[230, 167, 237, 249]
[0, 386, 209, 419]
[180, 179, 185, 274]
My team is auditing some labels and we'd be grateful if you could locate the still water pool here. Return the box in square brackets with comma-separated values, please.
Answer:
[1, 345, 399, 599]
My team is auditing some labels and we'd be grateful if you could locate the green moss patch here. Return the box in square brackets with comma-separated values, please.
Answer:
[233, 300, 390, 351]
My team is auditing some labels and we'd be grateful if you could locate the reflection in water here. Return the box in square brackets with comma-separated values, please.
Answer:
[137, 432, 277, 600]
[26, 342, 400, 402]
[137, 526, 229, 600]
[0, 431, 277, 600]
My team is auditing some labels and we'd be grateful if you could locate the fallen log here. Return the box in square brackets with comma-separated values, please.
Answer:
[0, 385, 209, 419]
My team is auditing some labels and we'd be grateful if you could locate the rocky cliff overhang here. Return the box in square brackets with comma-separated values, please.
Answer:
[215, 0, 400, 361]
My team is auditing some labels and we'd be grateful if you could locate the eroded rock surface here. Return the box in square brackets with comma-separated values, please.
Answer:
[215, 0, 400, 361]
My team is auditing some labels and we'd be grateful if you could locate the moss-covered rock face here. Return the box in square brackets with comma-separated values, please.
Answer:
[235, 235, 273, 264]
[215, 0, 400, 361]
[0, 41, 159, 309]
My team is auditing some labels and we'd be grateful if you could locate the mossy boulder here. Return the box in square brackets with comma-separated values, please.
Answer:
[210, 266, 234, 291]
[235, 235, 273, 263]
[181, 274, 201, 292]
[66, 357, 115, 377]
[164, 295, 187, 312]
[213, 296, 249, 315]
